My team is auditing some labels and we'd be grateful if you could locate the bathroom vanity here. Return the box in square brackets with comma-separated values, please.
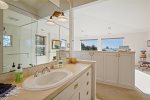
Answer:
[53, 68, 91, 100]
[6, 61, 96, 100]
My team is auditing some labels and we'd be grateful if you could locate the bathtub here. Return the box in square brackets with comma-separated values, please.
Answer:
[135, 69, 150, 100]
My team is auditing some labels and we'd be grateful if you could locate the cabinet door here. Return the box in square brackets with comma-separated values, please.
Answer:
[52, 94, 61, 100]
[103, 53, 119, 83]
[93, 52, 104, 82]
[70, 91, 80, 100]
[118, 53, 135, 87]
[80, 68, 92, 100]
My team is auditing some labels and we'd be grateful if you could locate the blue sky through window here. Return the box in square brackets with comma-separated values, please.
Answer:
[101, 38, 123, 51]
[3, 35, 12, 47]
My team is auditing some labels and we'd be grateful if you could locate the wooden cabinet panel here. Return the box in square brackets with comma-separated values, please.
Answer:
[103, 53, 119, 84]
[93, 53, 104, 82]
[118, 53, 135, 87]
[70, 90, 80, 100]
[80, 68, 92, 100]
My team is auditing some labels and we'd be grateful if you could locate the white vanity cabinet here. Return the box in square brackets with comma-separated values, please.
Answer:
[52, 68, 92, 100]
[103, 53, 119, 84]
[73, 51, 135, 89]
[93, 52, 104, 82]
[118, 53, 135, 87]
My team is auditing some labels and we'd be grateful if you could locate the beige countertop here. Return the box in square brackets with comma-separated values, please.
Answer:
[7, 63, 92, 100]
[73, 51, 135, 53]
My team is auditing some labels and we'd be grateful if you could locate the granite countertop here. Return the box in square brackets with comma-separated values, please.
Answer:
[7, 63, 92, 100]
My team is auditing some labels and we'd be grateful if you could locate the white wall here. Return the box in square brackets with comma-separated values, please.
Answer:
[20, 22, 37, 68]
[3, 24, 20, 72]
[73, 1, 150, 63]
[3, 23, 37, 72]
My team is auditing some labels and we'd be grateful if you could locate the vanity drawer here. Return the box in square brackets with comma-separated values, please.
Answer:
[80, 68, 92, 100]
[82, 68, 91, 81]
[81, 68, 91, 86]
[80, 85, 91, 100]
[54, 76, 82, 100]
[52, 68, 91, 100]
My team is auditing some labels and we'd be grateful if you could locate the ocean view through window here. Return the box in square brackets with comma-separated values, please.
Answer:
[101, 38, 123, 51]
[81, 39, 98, 51]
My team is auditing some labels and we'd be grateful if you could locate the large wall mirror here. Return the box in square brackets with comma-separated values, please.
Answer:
[1, 0, 70, 74]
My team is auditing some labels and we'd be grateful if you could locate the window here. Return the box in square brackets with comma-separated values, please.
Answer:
[3, 35, 12, 47]
[81, 39, 98, 51]
[101, 38, 123, 51]
[35, 35, 46, 56]
[61, 39, 66, 48]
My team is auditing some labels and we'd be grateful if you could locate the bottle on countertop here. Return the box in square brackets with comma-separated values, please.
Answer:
[15, 64, 23, 83]
[58, 57, 63, 68]
[10, 62, 16, 72]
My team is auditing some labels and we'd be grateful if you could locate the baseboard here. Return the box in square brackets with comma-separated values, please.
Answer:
[96, 80, 135, 90]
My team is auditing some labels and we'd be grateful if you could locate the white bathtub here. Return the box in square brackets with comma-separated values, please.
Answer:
[135, 69, 150, 100]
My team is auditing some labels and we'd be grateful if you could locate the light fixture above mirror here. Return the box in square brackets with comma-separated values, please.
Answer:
[48, 11, 67, 25]
[0, 0, 9, 9]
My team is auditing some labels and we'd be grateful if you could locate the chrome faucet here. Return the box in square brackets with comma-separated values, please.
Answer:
[42, 67, 50, 74]
[34, 71, 39, 77]
[29, 64, 34, 67]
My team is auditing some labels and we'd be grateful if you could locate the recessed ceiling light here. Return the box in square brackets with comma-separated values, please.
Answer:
[0, 0, 9, 9]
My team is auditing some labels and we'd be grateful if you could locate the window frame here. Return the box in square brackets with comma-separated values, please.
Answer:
[80, 39, 98, 51]
[101, 37, 124, 51]
[61, 39, 67, 48]
[3, 35, 13, 47]
[35, 35, 46, 56]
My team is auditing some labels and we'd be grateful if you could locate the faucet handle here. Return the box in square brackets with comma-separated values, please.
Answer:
[34, 71, 39, 77]
[42, 67, 51, 74]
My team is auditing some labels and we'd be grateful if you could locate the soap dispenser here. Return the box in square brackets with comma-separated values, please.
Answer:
[10, 62, 16, 72]
[15, 64, 23, 83]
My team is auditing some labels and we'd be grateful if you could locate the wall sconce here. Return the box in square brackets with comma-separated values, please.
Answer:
[50, 11, 67, 23]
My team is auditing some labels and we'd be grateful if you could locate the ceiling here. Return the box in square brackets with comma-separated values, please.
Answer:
[74, 0, 150, 35]
[4, 9, 36, 26]
[16, 0, 59, 10]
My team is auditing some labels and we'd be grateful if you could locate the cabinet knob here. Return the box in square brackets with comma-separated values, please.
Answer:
[87, 72, 89, 76]
[87, 81, 89, 85]
[86, 91, 89, 95]
[74, 83, 78, 89]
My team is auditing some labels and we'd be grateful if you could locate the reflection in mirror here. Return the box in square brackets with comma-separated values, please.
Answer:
[3, 9, 38, 73]
[36, 17, 69, 64]
[1, 0, 70, 74]
[36, 19, 60, 64]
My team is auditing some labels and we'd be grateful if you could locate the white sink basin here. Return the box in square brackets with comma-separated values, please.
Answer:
[23, 69, 73, 91]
